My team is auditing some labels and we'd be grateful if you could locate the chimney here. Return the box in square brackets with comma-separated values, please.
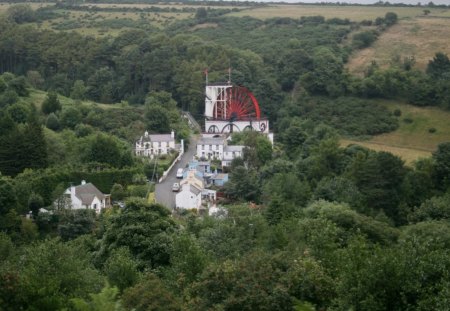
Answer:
[171, 130, 175, 139]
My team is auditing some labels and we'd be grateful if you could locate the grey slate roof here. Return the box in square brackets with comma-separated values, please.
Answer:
[74, 183, 105, 205]
[224, 145, 244, 152]
[198, 136, 225, 145]
[190, 185, 201, 196]
[148, 134, 174, 142]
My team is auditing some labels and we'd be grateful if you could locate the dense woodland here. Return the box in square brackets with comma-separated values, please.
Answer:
[1, 2, 450, 310]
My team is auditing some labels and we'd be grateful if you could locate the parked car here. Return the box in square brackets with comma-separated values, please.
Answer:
[176, 168, 184, 178]
[172, 182, 180, 192]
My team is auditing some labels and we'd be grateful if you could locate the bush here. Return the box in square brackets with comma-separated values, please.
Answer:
[428, 127, 437, 133]
[393, 109, 402, 117]
[403, 118, 413, 124]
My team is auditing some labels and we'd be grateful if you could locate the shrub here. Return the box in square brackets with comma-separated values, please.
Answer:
[428, 127, 437, 133]
[394, 109, 402, 117]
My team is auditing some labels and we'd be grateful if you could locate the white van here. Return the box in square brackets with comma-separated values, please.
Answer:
[176, 168, 184, 179]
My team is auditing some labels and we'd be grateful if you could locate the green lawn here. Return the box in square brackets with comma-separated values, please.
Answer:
[342, 100, 450, 164]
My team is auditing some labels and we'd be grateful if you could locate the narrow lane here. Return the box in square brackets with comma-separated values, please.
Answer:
[155, 134, 198, 209]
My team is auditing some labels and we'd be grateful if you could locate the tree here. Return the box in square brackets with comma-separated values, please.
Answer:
[70, 80, 86, 100]
[42, 92, 62, 115]
[104, 247, 139, 293]
[57, 209, 96, 241]
[71, 285, 125, 311]
[6, 4, 36, 23]
[186, 251, 293, 311]
[60, 106, 82, 129]
[225, 166, 261, 202]
[384, 12, 398, 26]
[122, 273, 181, 311]
[27, 192, 44, 217]
[433, 142, 450, 189]
[426, 52, 450, 79]
[144, 105, 170, 133]
[96, 199, 176, 269]
[195, 7, 208, 21]
[110, 183, 126, 202]
[46, 113, 60, 131]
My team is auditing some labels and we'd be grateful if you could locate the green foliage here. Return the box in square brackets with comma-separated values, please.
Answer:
[186, 251, 293, 311]
[225, 166, 260, 202]
[6, 4, 36, 23]
[104, 247, 139, 292]
[42, 92, 62, 115]
[46, 113, 60, 131]
[58, 209, 96, 241]
[97, 199, 175, 269]
[0, 238, 103, 310]
[145, 105, 171, 133]
[432, 142, 450, 189]
[70, 285, 125, 311]
[352, 30, 378, 49]
[60, 106, 82, 129]
[81, 133, 132, 168]
[122, 273, 181, 311]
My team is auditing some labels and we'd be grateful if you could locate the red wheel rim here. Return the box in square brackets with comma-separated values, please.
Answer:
[213, 86, 261, 121]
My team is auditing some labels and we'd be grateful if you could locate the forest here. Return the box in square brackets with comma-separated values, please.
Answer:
[1, 1, 450, 310]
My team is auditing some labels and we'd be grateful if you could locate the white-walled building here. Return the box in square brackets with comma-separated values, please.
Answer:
[196, 134, 244, 166]
[135, 130, 176, 158]
[222, 145, 244, 166]
[62, 181, 109, 213]
[176, 183, 202, 210]
[196, 135, 225, 160]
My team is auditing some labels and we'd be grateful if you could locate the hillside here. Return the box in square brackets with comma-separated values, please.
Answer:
[347, 16, 450, 75]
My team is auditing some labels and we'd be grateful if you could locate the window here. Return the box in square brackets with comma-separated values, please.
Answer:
[202, 144, 205, 150]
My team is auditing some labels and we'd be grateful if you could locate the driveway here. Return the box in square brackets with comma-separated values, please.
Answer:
[155, 134, 198, 209]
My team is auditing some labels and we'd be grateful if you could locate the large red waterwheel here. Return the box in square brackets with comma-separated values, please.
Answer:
[213, 86, 261, 121]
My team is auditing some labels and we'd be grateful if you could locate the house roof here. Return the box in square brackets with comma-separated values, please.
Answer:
[212, 173, 228, 180]
[190, 185, 201, 195]
[224, 145, 244, 152]
[149, 134, 174, 142]
[138, 133, 174, 143]
[198, 136, 225, 145]
[74, 183, 105, 205]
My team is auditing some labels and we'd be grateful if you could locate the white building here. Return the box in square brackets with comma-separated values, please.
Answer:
[176, 183, 202, 210]
[196, 134, 244, 166]
[222, 145, 244, 167]
[196, 135, 225, 160]
[135, 130, 176, 158]
[62, 181, 109, 213]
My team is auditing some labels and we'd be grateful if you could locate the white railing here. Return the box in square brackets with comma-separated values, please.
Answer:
[158, 139, 184, 183]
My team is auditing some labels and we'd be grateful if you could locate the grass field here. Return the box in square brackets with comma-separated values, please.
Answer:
[79, 3, 245, 9]
[347, 17, 450, 75]
[341, 101, 450, 164]
[25, 89, 126, 110]
[228, 5, 445, 21]
[0, 2, 53, 12]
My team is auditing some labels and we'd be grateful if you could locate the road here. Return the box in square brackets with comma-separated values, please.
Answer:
[155, 134, 198, 209]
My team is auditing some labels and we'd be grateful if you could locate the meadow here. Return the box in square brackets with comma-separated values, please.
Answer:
[347, 17, 450, 75]
[228, 4, 444, 21]
[342, 101, 450, 164]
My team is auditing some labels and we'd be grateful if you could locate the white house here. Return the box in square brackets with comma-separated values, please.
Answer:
[222, 145, 244, 167]
[62, 181, 110, 213]
[135, 130, 176, 158]
[196, 135, 225, 160]
[196, 134, 244, 166]
[176, 183, 202, 210]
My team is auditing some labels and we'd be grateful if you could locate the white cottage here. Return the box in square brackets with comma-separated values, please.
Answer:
[62, 181, 109, 213]
[222, 145, 244, 167]
[196, 135, 225, 160]
[135, 130, 176, 158]
[175, 183, 202, 210]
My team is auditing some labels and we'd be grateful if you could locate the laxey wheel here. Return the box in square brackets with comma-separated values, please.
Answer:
[213, 86, 261, 121]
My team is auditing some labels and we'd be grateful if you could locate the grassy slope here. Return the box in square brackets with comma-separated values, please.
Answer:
[342, 101, 450, 164]
[347, 17, 450, 75]
[228, 5, 442, 21]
